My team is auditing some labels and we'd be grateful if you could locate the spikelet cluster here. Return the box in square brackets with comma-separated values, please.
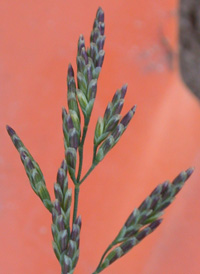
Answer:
[52, 161, 81, 274]
[6, 125, 52, 212]
[76, 7, 105, 119]
[94, 85, 136, 163]
[94, 168, 194, 273]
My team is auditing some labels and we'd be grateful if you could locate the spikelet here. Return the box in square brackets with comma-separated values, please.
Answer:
[94, 105, 136, 164]
[62, 216, 82, 274]
[6, 125, 53, 212]
[67, 64, 81, 140]
[62, 108, 78, 183]
[94, 84, 128, 147]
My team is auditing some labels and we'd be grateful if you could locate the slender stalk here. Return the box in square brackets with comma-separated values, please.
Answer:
[92, 145, 98, 163]
[72, 118, 89, 224]
[79, 164, 96, 185]
[73, 185, 80, 223]
[77, 119, 89, 182]
[92, 242, 115, 274]
[73, 151, 97, 223]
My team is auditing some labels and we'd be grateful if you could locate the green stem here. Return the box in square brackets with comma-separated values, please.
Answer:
[78, 145, 98, 185]
[79, 164, 96, 185]
[92, 242, 115, 274]
[77, 119, 89, 182]
[92, 145, 97, 163]
[72, 185, 80, 223]
[73, 118, 89, 223]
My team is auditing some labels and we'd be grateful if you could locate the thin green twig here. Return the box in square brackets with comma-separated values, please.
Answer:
[73, 185, 80, 223]
[92, 242, 116, 274]
[76, 119, 89, 182]
[72, 118, 89, 225]
[79, 164, 96, 185]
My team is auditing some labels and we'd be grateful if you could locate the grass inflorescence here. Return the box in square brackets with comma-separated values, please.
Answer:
[6, 7, 194, 274]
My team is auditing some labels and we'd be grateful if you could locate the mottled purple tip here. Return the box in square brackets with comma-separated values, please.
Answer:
[121, 238, 136, 253]
[97, 36, 105, 51]
[97, 50, 105, 67]
[131, 105, 137, 113]
[20, 151, 27, 162]
[66, 150, 76, 168]
[68, 63, 74, 78]
[26, 158, 34, 170]
[102, 138, 112, 154]
[172, 171, 186, 186]
[89, 79, 97, 99]
[87, 65, 93, 83]
[160, 181, 170, 196]
[6, 125, 15, 137]
[78, 35, 85, 55]
[63, 257, 71, 273]
[97, 7, 104, 22]
[75, 215, 82, 227]
[54, 199, 61, 215]
[60, 230, 68, 252]
[62, 107, 68, 119]
[67, 240, 75, 258]
[21, 152, 34, 169]
[61, 159, 68, 173]
[112, 124, 121, 141]
[121, 84, 128, 99]
[150, 185, 162, 197]
[69, 129, 79, 149]
[120, 105, 136, 127]
[150, 196, 160, 210]
[81, 47, 88, 65]
[71, 224, 80, 241]
[57, 215, 65, 231]
[57, 169, 65, 189]
[149, 219, 163, 230]
[113, 100, 124, 115]
[99, 22, 105, 36]
[186, 167, 194, 179]
[136, 228, 149, 241]
[66, 115, 74, 130]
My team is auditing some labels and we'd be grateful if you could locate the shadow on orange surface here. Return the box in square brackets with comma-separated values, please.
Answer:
[1, 1, 200, 274]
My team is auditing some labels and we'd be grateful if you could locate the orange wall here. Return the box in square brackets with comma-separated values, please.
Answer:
[1, 1, 200, 273]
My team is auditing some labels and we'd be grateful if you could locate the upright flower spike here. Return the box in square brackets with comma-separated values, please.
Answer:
[62, 108, 78, 183]
[6, 125, 53, 212]
[76, 7, 105, 120]
[88, 7, 105, 73]
[76, 36, 98, 119]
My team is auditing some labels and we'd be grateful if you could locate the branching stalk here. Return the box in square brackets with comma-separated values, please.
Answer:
[76, 119, 89, 182]
[73, 185, 80, 223]
[6, 7, 194, 274]
[79, 164, 96, 185]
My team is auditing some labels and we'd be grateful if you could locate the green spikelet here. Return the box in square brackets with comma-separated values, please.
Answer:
[6, 125, 53, 212]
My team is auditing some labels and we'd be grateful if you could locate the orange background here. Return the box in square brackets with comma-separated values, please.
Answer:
[1, 1, 200, 273]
